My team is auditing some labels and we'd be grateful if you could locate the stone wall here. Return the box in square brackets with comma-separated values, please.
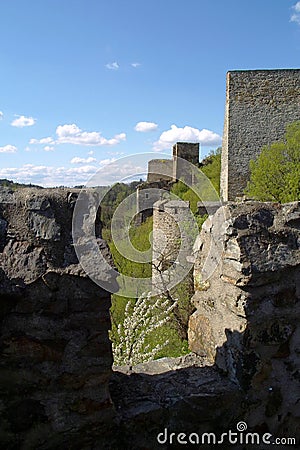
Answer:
[189, 201, 300, 437]
[135, 181, 171, 225]
[1, 187, 299, 448]
[136, 142, 200, 225]
[221, 69, 300, 201]
[147, 159, 173, 183]
[147, 143, 199, 184]
[152, 199, 194, 293]
[0, 188, 116, 449]
[173, 142, 199, 183]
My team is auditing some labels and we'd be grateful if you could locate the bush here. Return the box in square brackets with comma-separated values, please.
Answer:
[245, 121, 300, 203]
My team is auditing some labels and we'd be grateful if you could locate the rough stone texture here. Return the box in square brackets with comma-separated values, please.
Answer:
[197, 201, 221, 216]
[147, 143, 199, 184]
[110, 354, 243, 450]
[221, 69, 300, 201]
[147, 159, 174, 183]
[152, 199, 196, 293]
[0, 188, 117, 449]
[1, 187, 299, 448]
[189, 201, 300, 438]
[135, 180, 171, 225]
[172, 142, 199, 183]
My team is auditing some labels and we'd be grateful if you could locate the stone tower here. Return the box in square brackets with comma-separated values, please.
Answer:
[221, 69, 300, 201]
[173, 142, 199, 183]
[136, 142, 200, 224]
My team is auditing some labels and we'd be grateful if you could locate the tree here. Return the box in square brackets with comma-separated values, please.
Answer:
[111, 293, 177, 367]
[200, 147, 221, 195]
[245, 121, 300, 203]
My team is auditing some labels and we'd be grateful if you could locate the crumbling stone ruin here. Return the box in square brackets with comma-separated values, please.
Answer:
[152, 199, 196, 293]
[1, 188, 299, 448]
[136, 142, 199, 223]
[147, 159, 173, 183]
[0, 188, 117, 449]
[189, 201, 300, 439]
[147, 142, 199, 184]
[1, 69, 300, 448]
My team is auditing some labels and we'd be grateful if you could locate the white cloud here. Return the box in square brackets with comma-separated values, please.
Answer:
[0, 164, 99, 187]
[105, 61, 119, 70]
[134, 121, 158, 132]
[294, 1, 300, 12]
[0, 144, 17, 153]
[0, 111, 3, 120]
[0, 160, 145, 187]
[99, 158, 117, 166]
[71, 156, 97, 164]
[29, 125, 126, 149]
[56, 123, 126, 146]
[153, 124, 222, 151]
[291, 2, 300, 24]
[131, 62, 141, 68]
[11, 115, 36, 128]
[30, 136, 54, 145]
[44, 146, 54, 152]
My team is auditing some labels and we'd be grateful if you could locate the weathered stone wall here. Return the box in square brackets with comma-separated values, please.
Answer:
[136, 181, 171, 225]
[147, 159, 173, 183]
[189, 201, 300, 437]
[2, 187, 299, 448]
[173, 142, 199, 183]
[0, 188, 116, 449]
[152, 199, 192, 292]
[147, 143, 199, 184]
[136, 142, 200, 225]
[221, 69, 300, 201]
[197, 201, 220, 216]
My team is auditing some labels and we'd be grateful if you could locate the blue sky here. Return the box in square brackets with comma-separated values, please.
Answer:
[1, 0, 300, 186]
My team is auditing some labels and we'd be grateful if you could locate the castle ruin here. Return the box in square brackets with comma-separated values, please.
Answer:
[136, 142, 199, 223]
[1, 69, 300, 448]
[221, 69, 300, 201]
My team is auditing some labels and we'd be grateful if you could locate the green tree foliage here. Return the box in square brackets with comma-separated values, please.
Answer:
[246, 122, 300, 203]
[101, 181, 141, 231]
[171, 180, 189, 198]
[108, 214, 190, 359]
[108, 216, 153, 279]
[200, 147, 221, 194]
[170, 147, 221, 219]
[171, 180, 200, 214]
[111, 293, 178, 367]
[0, 178, 42, 189]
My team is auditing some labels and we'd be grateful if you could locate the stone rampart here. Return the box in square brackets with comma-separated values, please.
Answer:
[189, 201, 300, 437]
[1, 188, 299, 447]
[147, 159, 173, 183]
[0, 188, 116, 448]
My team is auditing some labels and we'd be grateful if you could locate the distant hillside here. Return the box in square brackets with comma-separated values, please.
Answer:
[0, 179, 43, 189]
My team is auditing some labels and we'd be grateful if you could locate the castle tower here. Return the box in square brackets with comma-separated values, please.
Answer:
[152, 199, 196, 294]
[221, 69, 300, 202]
[136, 142, 200, 224]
